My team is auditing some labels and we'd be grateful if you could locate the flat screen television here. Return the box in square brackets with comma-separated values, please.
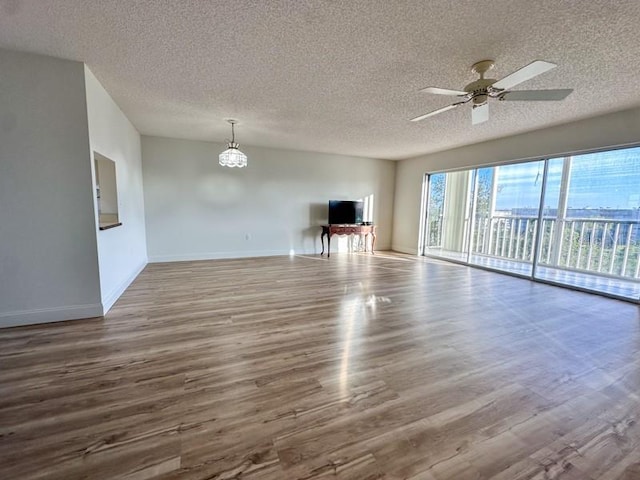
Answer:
[328, 200, 364, 225]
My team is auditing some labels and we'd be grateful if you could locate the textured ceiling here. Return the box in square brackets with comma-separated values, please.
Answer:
[1, 0, 640, 160]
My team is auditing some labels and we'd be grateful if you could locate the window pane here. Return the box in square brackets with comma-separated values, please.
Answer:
[425, 173, 445, 249]
[424, 171, 473, 262]
[469, 161, 544, 276]
[535, 147, 640, 299]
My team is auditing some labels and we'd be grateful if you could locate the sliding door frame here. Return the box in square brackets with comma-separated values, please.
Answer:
[419, 145, 640, 303]
[530, 159, 550, 279]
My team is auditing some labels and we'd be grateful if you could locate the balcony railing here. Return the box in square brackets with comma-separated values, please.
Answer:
[430, 215, 640, 280]
[476, 216, 640, 279]
[473, 215, 538, 263]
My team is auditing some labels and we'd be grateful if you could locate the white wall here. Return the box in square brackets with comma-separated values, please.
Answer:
[0, 49, 102, 327]
[392, 107, 640, 254]
[85, 67, 147, 312]
[142, 136, 395, 261]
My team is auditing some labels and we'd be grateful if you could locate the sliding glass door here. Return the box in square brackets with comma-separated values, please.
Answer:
[535, 149, 640, 299]
[422, 146, 640, 301]
[468, 162, 544, 277]
[424, 171, 474, 263]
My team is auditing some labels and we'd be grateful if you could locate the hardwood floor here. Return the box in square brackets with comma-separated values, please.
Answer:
[1, 252, 639, 479]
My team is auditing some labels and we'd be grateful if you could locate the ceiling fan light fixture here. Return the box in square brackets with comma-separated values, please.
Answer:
[219, 120, 247, 168]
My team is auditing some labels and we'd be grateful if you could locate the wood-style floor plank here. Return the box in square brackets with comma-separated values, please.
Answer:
[1, 252, 639, 479]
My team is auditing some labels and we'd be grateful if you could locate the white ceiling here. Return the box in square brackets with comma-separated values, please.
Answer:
[1, 0, 639, 160]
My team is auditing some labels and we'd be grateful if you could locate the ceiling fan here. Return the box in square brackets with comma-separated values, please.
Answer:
[410, 59, 573, 125]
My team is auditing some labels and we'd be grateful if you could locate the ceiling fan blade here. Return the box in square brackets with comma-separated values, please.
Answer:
[492, 60, 557, 91]
[410, 103, 460, 122]
[472, 103, 489, 125]
[420, 86, 468, 96]
[499, 89, 573, 101]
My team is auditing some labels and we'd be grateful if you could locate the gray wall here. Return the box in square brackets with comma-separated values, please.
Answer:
[0, 49, 102, 327]
[142, 136, 396, 261]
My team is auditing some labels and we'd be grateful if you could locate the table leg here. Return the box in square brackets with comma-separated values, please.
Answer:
[371, 231, 376, 254]
[328, 233, 331, 257]
[321, 232, 325, 255]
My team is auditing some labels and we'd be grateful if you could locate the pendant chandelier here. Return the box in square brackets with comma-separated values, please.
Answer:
[219, 120, 247, 168]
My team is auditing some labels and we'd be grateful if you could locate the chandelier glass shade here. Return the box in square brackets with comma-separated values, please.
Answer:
[219, 120, 247, 168]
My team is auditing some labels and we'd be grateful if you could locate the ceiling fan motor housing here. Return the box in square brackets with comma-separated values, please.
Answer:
[464, 78, 496, 106]
[466, 60, 497, 106]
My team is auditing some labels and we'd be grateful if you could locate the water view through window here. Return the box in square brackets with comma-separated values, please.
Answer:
[423, 146, 640, 301]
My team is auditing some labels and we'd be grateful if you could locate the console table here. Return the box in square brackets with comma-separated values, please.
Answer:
[320, 224, 376, 257]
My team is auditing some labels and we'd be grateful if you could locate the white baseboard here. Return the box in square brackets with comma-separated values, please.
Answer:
[149, 249, 316, 263]
[101, 260, 147, 314]
[0, 304, 103, 329]
[149, 245, 392, 263]
[391, 245, 419, 255]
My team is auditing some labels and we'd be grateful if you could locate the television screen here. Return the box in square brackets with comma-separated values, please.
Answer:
[328, 200, 363, 225]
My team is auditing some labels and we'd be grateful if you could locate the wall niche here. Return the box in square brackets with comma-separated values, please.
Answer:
[94, 152, 121, 230]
